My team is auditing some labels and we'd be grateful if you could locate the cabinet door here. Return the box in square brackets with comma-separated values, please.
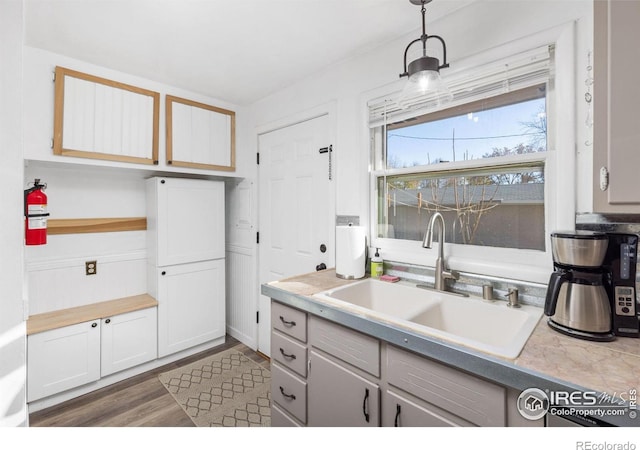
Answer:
[147, 177, 225, 267]
[307, 350, 379, 427]
[157, 259, 225, 357]
[382, 390, 471, 427]
[593, 0, 640, 212]
[53, 66, 160, 165]
[166, 95, 235, 171]
[27, 320, 100, 402]
[101, 307, 158, 377]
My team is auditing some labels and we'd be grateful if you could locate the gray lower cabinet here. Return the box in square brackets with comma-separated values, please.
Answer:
[307, 315, 381, 426]
[270, 302, 309, 426]
[308, 350, 380, 426]
[386, 345, 506, 427]
[270, 299, 540, 427]
[382, 389, 472, 427]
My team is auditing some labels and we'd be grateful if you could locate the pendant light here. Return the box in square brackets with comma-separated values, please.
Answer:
[398, 0, 452, 109]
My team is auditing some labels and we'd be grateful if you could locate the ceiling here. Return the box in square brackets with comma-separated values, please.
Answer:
[24, 0, 472, 106]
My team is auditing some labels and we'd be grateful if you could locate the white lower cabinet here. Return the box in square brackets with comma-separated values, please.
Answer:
[28, 320, 101, 402]
[28, 307, 158, 402]
[100, 307, 157, 377]
[156, 259, 225, 358]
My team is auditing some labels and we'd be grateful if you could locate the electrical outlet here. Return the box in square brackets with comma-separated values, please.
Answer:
[85, 260, 97, 276]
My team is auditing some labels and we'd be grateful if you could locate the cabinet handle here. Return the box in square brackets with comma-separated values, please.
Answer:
[279, 315, 296, 327]
[105, 318, 111, 324]
[394, 404, 401, 427]
[91, 322, 97, 328]
[161, 271, 166, 276]
[279, 348, 296, 360]
[362, 388, 370, 423]
[279, 386, 296, 401]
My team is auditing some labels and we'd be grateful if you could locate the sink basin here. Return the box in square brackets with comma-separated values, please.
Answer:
[313, 279, 440, 319]
[313, 279, 543, 359]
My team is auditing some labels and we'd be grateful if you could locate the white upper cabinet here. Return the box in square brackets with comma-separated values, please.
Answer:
[166, 95, 236, 172]
[146, 177, 225, 267]
[592, 0, 640, 213]
[53, 66, 160, 165]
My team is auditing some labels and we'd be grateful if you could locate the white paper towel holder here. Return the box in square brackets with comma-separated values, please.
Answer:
[335, 224, 367, 280]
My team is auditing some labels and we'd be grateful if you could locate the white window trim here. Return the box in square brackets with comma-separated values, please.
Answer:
[366, 22, 577, 285]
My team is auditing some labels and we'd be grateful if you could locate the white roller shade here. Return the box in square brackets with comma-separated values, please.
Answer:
[369, 45, 553, 128]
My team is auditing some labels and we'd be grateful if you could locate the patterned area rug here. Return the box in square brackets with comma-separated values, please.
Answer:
[158, 347, 271, 427]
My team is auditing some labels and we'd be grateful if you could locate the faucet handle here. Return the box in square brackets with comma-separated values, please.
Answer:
[505, 288, 520, 308]
[442, 269, 459, 281]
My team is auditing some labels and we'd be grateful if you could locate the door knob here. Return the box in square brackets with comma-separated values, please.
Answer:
[316, 263, 326, 271]
[320, 244, 327, 253]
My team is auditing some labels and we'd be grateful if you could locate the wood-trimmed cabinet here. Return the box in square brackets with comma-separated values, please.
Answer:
[592, 0, 640, 213]
[53, 66, 160, 165]
[166, 95, 235, 172]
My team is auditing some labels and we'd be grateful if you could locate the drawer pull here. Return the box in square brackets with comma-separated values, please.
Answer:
[279, 348, 297, 360]
[394, 404, 401, 427]
[279, 316, 297, 327]
[279, 386, 296, 401]
[362, 388, 370, 423]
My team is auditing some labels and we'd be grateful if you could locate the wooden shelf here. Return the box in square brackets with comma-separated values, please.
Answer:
[48, 217, 147, 235]
[27, 294, 158, 335]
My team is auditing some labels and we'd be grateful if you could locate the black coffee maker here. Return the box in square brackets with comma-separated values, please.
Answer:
[545, 231, 639, 341]
[604, 233, 639, 338]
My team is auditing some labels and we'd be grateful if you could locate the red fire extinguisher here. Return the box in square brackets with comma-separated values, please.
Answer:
[24, 178, 49, 246]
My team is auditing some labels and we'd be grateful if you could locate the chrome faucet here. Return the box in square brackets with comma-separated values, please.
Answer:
[423, 212, 458, 291]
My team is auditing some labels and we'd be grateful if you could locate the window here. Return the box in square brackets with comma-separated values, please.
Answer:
[377, 86, 547, 250]
[369, 45, 557, 266]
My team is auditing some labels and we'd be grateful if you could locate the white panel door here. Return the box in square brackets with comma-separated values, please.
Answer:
[258, 114, 335, 355]
[157, 259, 225, 357]
[27, 320, 101, 402]
[100, 307, 158, 377]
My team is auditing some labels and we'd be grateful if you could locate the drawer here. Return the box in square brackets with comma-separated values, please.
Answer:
[272, 331, 308, 377]
[386, 346, 506, 426]
[271, 403, 302, 427]
[272, 363, 307, 424]
[309, 316, 380, 377]
[272, 301, 307, 343]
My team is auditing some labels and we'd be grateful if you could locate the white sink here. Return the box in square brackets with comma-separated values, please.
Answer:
[313, 279, 440, 319]
[313, 279, 543, 359]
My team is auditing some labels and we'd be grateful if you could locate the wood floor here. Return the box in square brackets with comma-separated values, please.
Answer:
[29, 336, 270, 427]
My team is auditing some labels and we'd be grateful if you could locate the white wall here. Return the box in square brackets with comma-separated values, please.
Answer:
[21, 47, 250, 316]
[245, 0, 593, 262]
[0, 0, 28, 427]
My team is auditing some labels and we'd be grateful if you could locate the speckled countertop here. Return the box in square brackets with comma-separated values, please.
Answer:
[263, 269, 640, 426]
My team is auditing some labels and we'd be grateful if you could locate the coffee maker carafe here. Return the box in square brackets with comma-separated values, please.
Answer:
[545, 231, 614, 341]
